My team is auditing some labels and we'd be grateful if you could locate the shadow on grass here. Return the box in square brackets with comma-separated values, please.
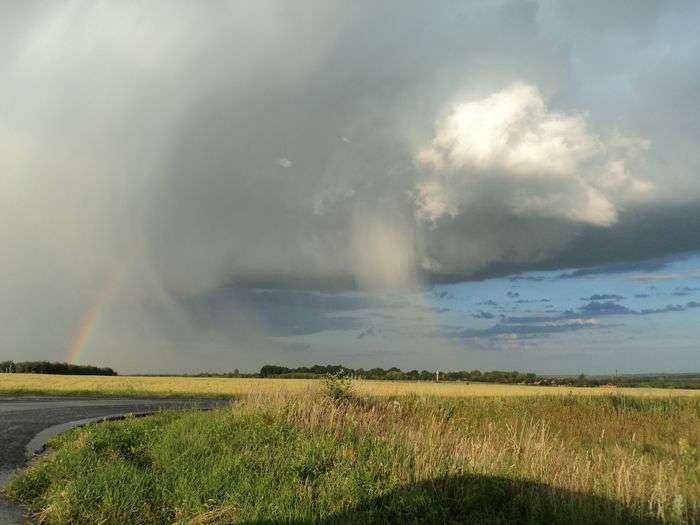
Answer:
[251, 473, 662, 525]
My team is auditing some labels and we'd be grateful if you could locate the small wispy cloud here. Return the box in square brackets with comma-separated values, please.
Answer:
[581, 294, 624, 301]
[514, 298, 551, 304]
[357, 325, 381, 339]
[432, 290, 455, 300]
[510, 275, 545, 282]
[457, 317, 601, 339]
[630, 271, 700, 282]
[672, 286, 700, 296]
[560, 259, 669, 279]
[479, 300, 498, 306]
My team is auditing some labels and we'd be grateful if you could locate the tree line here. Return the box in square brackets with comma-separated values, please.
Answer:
[6, 359, 694, 389]
[259, 364, 557, 384]
[0, 361, 117, 376]
[256, 365, 700, 388]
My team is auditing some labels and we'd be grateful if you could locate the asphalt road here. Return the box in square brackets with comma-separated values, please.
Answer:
[0, 396, 231, 524]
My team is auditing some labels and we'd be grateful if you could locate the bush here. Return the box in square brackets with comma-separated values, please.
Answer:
[321, 372, 354, 402]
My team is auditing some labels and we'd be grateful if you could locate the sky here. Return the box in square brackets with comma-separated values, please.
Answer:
[1, 1, 699, 373]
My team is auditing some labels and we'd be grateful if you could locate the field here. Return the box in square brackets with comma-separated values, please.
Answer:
[2, 376, 699, 524]
[3, 373, 700, 399]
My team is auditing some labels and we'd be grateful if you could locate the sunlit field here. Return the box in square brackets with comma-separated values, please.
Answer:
[2, 373, 700, 399]
[4, 387, 699, 524]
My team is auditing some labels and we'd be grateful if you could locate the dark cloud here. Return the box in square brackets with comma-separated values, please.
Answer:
[479, 300, 499, 306]
[472, 311, 496, 320]
[357, 326, 381, 339]
[581, 294, 624, 301]
[672, 286, 700, 296]
[579, 301, 633, 315]
[509, 275, 545, 282]
[576, 300, 698, 318]
[548, 300, 697, 321]
[432, 214, 700, 285]
[184, 286, 370, 337]
[198, 286, 370, 313]
[281, 342, 311, 353]
[457, 318, 602, 339]
[640, 304, 685, 314]
[559, 254, 677, 279]
[515, 298, 551, 304]
[428, 307, 451, 314]
[501, 314, 573, 324]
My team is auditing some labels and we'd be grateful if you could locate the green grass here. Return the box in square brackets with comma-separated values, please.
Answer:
[3, 393, 699, 524]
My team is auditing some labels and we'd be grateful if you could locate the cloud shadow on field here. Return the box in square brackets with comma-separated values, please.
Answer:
[251, 473, 661, 524]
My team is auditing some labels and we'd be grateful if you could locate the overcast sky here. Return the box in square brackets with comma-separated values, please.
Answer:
[1, 1, 699, 373]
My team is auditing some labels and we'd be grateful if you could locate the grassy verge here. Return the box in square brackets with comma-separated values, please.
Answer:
[3, 392, 699, 524]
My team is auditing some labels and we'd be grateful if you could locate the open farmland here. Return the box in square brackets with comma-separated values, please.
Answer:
[2, 376, 700, 523]
[2, 373, 700, 399]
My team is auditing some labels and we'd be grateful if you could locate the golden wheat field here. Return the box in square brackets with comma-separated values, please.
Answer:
[2, 373, 700, 398]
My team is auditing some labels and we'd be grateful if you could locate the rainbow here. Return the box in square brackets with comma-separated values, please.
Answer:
[65, 260, 131, 364]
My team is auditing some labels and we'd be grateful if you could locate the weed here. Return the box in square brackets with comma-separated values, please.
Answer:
[321, 372, 354, 403]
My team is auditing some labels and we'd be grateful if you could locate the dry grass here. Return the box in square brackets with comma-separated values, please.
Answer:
[241, 390, 700, 522]
[2, 373, 700, 399]
[181, 504, 239, 525]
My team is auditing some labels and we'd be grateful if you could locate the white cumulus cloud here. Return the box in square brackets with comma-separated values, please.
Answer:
[414, 83, 653, 227]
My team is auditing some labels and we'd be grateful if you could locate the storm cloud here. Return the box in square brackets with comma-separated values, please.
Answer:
[2, 1, 699, 370]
